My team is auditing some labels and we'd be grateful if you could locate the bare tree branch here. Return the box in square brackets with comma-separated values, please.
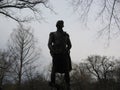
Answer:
[70, 0, 120, 38]
[0, 0, 51, 23]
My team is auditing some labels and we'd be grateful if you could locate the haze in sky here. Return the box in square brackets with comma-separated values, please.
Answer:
[0, 0, 120, 66]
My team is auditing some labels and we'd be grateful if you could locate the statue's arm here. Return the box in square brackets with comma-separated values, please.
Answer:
[66, 34, 72, 51]
[48, 32, 54, 52]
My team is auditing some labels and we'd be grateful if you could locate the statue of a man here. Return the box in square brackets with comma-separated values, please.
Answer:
[48, 20, 72, 90]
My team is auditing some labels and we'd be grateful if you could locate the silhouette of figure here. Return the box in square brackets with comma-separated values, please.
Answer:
[48, 20, 72, 90]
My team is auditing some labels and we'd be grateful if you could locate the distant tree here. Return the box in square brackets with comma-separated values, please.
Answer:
[86, 55, 115, 81]
[0, 0, 51, 23]
[0, 50, 13, 87]
[114, 60, 120, 83]
[71, 63, 92, 90]
[22, 72, 51, 90]
[70, 0, 120, 38]
[85, 55, 115, 90]
[23, 65, 38, 90]
[8, 25, 40, 90]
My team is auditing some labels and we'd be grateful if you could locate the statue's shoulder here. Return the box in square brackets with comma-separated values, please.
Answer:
[49, 32, 56, 37]
[63, 31, 69, 37]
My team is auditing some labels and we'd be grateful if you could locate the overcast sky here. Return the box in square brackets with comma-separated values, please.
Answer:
[0, 0, 120, 66]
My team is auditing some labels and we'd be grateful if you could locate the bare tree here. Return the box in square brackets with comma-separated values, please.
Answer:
[0, 0, 51, 23]
[114, 60, 120, 83]
[86, 55, 115, 82]
[0, 50, 13, 87]
[84, 55, 116, 90]
[8, 25, 40, 90]
[70, 0, 120, 38]
[70, 63, 92, 90]
[71, 63, 91, 82]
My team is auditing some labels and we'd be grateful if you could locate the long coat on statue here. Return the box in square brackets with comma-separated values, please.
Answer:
[48, 30, 72, 73]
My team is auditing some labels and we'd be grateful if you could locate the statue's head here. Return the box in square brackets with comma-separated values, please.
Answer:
[56, 20, 64, 29]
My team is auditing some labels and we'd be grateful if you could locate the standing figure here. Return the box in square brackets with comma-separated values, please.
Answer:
[48, 20, 72, 90]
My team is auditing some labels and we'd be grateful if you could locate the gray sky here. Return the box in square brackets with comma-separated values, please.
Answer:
[0, 0, 120, 66]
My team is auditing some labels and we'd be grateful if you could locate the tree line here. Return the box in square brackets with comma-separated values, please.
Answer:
[71, 55, 120, 90]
